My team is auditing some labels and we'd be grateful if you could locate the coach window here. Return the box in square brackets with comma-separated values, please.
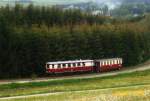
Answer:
[47, 64, 49, 68]
[82, 62, 85, 66]
[77, 63, 81, 67]
[73, 63, 76, 67]
[63, 64, 66, 68]
[101, 61, 103, 65]
[68, 63, 71, 67]
[58, 64, 61, 68]
[106, 61, 108, 65]
[52, 64, 54, 69]
[109, 61, 111, 65]
[117, 60, 119, 64]
[104, 61, 106, 65]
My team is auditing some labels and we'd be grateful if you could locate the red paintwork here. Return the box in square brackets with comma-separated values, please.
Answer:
[100, 64, 122, 72]
[46, 66, 93, 73]
[46, 62, 122, 73]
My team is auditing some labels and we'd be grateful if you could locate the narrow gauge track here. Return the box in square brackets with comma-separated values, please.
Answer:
[0, 60, 150, 85]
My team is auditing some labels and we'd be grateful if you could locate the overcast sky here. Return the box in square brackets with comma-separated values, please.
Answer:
[0, 0, 97, 5]
[0, 0, 121, 9]
[0, 0, 93, 2]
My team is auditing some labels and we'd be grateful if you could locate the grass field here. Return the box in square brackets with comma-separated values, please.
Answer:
[0, 69, 150, 99]
[1, 85, 150, 101]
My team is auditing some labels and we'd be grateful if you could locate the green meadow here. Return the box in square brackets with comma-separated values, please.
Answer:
[2, 85, 150, 101]
[0, 69, 150, 98]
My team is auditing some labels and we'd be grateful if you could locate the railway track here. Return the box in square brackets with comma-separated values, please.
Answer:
[0, 60, 150, 85]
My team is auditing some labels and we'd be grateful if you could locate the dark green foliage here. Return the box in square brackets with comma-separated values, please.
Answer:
[0, 5, 150, 78]
[0, 4, 108, 28]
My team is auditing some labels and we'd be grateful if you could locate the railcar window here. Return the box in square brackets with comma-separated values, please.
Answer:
[68, 63, 71, 67]
[77, 63, 80, 66]
[117, 60, 120, 64]
[58, 64, 61, 68]
[52, 64, 54, 69]
[47, 64, 49, 68]
[104, 61, 106, 65]
[63, 64, 66, 68]
[73, 63, 76, 67]
[82, 62, 85, 66]
[102, 61, 104, 65]
[109, 60, 111, 65]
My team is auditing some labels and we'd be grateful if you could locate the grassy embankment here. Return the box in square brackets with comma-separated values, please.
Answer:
[0, 69, 150, 99]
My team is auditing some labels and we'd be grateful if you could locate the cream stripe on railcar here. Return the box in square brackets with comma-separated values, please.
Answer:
[85, 62, 92, 67]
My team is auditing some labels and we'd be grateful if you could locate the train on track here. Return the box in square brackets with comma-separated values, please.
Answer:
[46, 58, 123, 74]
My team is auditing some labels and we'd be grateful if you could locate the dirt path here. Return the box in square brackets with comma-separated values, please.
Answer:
[0, 60, 150, 85]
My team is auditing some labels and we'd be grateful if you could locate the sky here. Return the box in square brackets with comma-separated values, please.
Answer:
[0, 0, 91, 5]
[1, 0, 93, 4]
[0, 0, 120, 4]
[0, 0, 122, 9]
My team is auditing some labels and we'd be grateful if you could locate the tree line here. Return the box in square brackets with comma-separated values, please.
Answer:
[0, 4, 109, 28]
[0, 5, 150, 78]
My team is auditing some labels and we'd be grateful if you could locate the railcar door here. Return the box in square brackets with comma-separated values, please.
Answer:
[95, 62, 100, 72]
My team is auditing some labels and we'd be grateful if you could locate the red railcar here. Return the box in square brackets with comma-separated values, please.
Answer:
[46, 60, 94, 73]
[94, 58, 122, 72]
[46, 58, 123, 73]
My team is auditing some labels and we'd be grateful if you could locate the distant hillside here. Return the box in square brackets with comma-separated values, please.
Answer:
[0, 0, 150, 17]
[122, 0, 150, 4]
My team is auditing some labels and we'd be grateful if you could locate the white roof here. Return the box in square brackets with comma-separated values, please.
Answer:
[46, 60, 93, 65]
[95, 58, 122, 62]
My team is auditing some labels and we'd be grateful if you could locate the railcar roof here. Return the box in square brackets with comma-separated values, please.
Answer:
[46, 60, 93, 64]
[95, 58, 122, 61]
